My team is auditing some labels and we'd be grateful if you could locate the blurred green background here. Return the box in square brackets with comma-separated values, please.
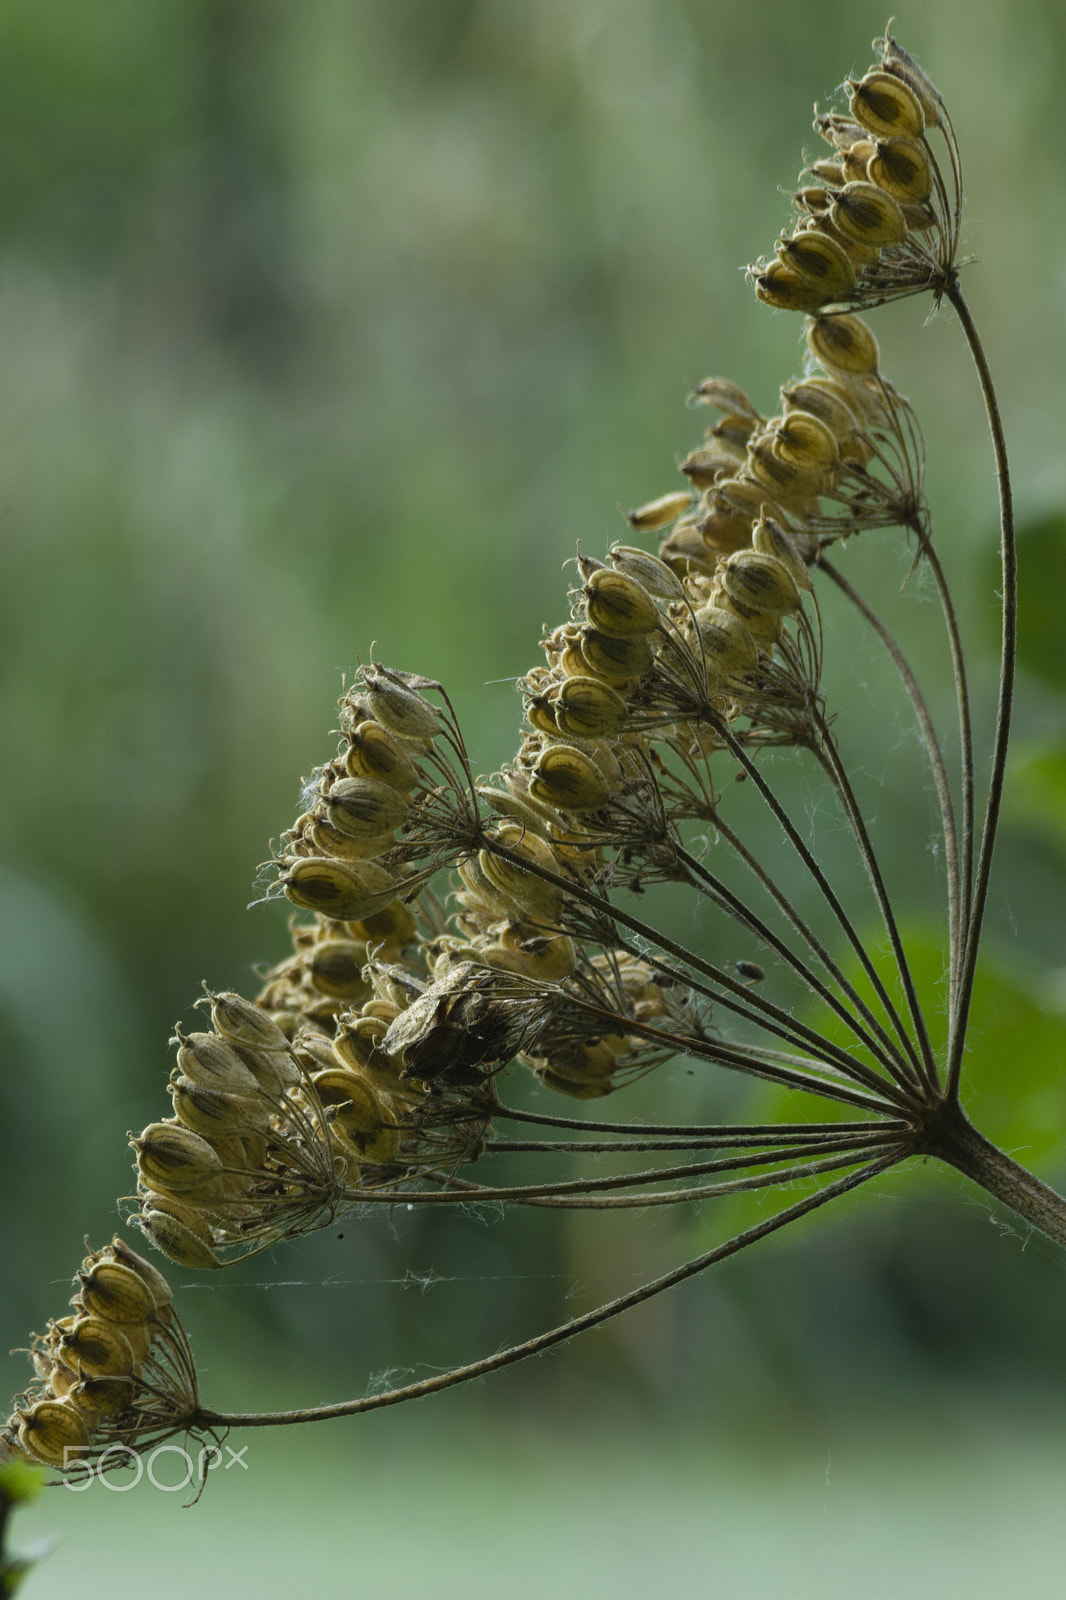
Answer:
[5, 1, 1066, 1594]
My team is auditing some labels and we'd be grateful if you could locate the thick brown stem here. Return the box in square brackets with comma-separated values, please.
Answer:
[930, 1105, 1066, 1250]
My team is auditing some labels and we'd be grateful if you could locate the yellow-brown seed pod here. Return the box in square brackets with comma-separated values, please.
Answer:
[362, 665, 441, 741]
[552, 676, 629, 740]
[775, 228, 856, 298]
[840, 137, 877, 184]
[77, 1260, 159, 1327]
[332, 1018, 407, 1097]
[135, 1198, 222, 1271]
[281, 855, 399, 922]
[694, 607, 760, 678]
[536, 1067, 612, 1100]
[584, 567, 660, 638]
[456, 852, 514, 919]
[524, 695, 559, 737]
[752, 260, 829, 312]
[174, 1028, 262, 1098]
[487, 926, 577, 982]
[17, 1399, 92, 1470]
[625, 490, 693, 532]
[131, 1122, 224, 1196]
[578, 627, 653, 683]
[67, 1375, 136, 1424]
[479, 825, 565, 922]
[343, 720, 421, 792]
[104, 1238, 174, 1312]
[829, 182, 908, 249]
[355, 898, 419, 951]
[607, 544, 685, 601]
[746, 434, 822, 500]
[57, 1316, 137, 1379]
[307, 815, 397, 862]
[713, 590, 783, 649]
[770, 409, 839, 474]
[752, 516, 814, 594]
[169, 1077, 270, 1141]
[325, 775, 411, 839]
[475, 785, 553, 839]
[878, 35, 943, 129]
[866, 135, 933, 204]
[780, 378, 860, 448]
[722, 550, 802, 617]
[849, 70, 925, 140]
[807, 158, 845, 187]
[679, 440, 746, 490]
[529, 743, 613, 813]
[691, 377, 762, 418]
[806, 313, 880, 376]
[206, 989, 291, 1055]
[307, 939, 368, 999]
[312, 1069, 400, 1165]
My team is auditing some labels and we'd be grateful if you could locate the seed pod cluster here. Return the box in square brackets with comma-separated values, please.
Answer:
[2, 1240, 198, 1473]
[749, 29, 959, 313]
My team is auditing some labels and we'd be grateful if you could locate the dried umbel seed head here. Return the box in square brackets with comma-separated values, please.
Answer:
[848, 69, 925, 139]
[806, 313, 880, 376]
[624, 491, 693, 533]
[583, 567, 661, 638]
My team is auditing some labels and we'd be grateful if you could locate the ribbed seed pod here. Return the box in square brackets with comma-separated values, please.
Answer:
[77, 1261, 159, 1327]
[136, 1198, 222, 1270]
[807, 313, 880, 376]
[694, 607, 760, 677]
[207, 990, 291, 1055]
[344, 721, 421, 791]
[308, 940, 367, 999]
[307, 815, 397, 862]
[487, 926, 577, 982]
[775, 228, 856, 297]
[18, 1399, 92, 1469]
[281, 855, 399, 922]
[312, 1069, 400, 1165]
[475, 785, 552, 839]
[849, 69, 925, 139]
[67, 1375, 136, 1424]
[752, 516, 814, 594]
[169, 1077, 269, 1141]
[57, 1317, 137, 1379]
[780, 379, 860, 447]
[578, 627, 653, 683]
[625, 490, 693, 532]
[840, 138, 876, 183]
[753, 260, 830, 312]
[867, 135, 932, 203]
[829, 182, 908, 249]
[584, 567, 660, 637]
[608, 544, 685, 601]
[173, 1029, 262, 1097]
[529, 742, 613, 813]
[552, 676, 629, 739]
[479, 825, 565, 922]
[325, 776, 411, 839]
[722, 550, 802, 616]
[105, 1238, 174, 1311]
[132, 1122, 224, 1195]
[362, 665, 441, 740]
[771, 409, 839, 473]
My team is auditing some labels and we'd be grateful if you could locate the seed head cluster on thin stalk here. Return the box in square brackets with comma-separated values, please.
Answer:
[4, 28, 1062, 1500]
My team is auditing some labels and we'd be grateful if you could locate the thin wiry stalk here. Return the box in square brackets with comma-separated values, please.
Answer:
[708, 715, 928, 1083]
[808, 717, 940, 1095]
[675, 841, 915, 1086]
[818, 555, 963, 1003]
[194, 1150, 902, 1433]
[489, 1105, 903, 1140]
[944, 279, 1016, 1100]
